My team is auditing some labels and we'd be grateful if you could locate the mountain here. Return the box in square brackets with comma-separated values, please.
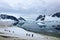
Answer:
[52, 12, 60, 17]
[0, 14, 19, 26]
[18, 17, 26, 21]
[17, 17, 26, 26]
[0, 14, 18, 21]
[36, 15, 45, 21]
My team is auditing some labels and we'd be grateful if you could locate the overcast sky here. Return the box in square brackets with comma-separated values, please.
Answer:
[0, 0, 60, 19]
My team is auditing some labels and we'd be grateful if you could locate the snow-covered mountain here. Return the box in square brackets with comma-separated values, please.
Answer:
[0, 14, 27, 27]
[36, 15, 45, 21]
[0, 14, 18, 21]
[17, 17, 26, 26]
[35, 13, 60, 30]
[36, 12, 60, 21]
[0, 14, 18, 26]
[52, 12, 60, 17]
[18, 17, 26, 21]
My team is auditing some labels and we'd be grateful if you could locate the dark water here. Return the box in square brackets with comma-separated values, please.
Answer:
[17, 20, 60, 38]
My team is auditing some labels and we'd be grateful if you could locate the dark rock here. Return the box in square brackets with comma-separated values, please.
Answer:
[52, 12, 60, 17]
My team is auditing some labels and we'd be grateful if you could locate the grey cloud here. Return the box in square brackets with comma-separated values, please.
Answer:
[0, 0, 60, 15]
